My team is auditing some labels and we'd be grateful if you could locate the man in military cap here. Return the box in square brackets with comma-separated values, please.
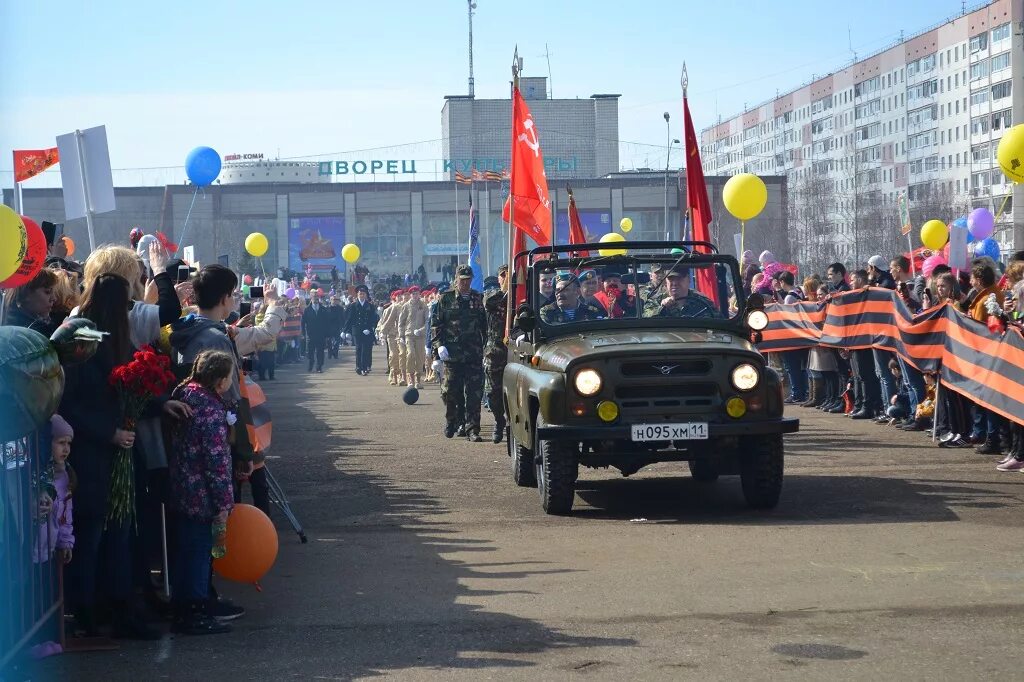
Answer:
[377, 290, 403, 384]
[538, 270, 556, 307]
[640, 263, 665, 303]
[344, 284, 378, 375]
[578, 269, 601, 307]
[540, 273, 607, 324]
[483, 265, 510, 443]
[643, 265, 720, 318]
[431, 264, 488, 441]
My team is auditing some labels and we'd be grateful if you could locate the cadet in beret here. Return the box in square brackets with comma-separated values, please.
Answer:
[643, 265, 719, 319]
[578, 269, 601, 307]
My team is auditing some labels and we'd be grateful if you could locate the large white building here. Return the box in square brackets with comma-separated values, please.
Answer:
[701, 0, 1022, 266]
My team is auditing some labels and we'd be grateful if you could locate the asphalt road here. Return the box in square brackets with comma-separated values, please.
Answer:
[41, 345, 1024, 680]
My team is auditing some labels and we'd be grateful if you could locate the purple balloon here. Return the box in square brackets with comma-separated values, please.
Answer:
[285, 287, 297, 299]
[968, 207, 994, 240]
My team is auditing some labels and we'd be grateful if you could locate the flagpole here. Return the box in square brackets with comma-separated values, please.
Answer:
[505, 48, 520, 338]
[455, 179, 460, 266]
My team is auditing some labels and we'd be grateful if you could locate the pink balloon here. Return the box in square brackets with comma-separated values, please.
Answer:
[922, 254, 947, 278]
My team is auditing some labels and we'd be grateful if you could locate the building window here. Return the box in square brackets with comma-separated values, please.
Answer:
[992, 23, 1011, 43]
[970, 61, 989, 81]
[991, 80, 1012, 101]
[992, 108, 1012, 131]
[970, 32, 989, 52]
[991, 52, 1010, 73]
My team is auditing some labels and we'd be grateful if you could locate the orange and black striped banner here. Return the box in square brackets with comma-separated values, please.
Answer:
[758, 288, 1024, 426]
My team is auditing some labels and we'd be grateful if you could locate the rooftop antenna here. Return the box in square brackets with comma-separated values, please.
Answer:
[848, 26, 857, 63]
[467, 0, 477, 97]
[544, 43, 553, 98]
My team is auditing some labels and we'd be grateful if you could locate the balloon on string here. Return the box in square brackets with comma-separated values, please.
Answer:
[952, 216, 968, 230]
[241, 285, 250, 297]
[619, 217, 633, 233]
[341, 243, 361, 263]
[243, 274, 254, 285]
[185, 146, 222, 186]
[920, 220, 948, 250]
[62, 236, 76, 258]
[0, 217, 46, 289]
[598, 232, 626, 256]
[0, 205, 28, 283]
[996, 123, 1024, 183]
[136, 234, 159, 268]
[974, 238, 1001, 261]
[212, 504, 278, 585]
[967, 207, 994, 241]
[722, 173, 768, 221]
[285, 287, 297, 299]
[245, 232, 269, 258]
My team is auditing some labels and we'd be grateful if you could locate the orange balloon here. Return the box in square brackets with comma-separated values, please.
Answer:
[212, 503, 279, 585]
[62, 236, 75, 258]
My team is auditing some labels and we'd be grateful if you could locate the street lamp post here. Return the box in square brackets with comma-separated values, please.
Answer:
[663, 112, 680, 240]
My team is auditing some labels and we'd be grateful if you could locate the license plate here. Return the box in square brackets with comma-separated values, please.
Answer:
[630, 422, 708, 441]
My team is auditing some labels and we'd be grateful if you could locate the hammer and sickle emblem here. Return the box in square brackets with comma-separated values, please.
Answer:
[1012, 158, 1020, 171]
[518, 118, 540, 157]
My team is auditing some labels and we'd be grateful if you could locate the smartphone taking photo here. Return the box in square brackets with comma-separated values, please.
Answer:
[248, 285, 264, 298]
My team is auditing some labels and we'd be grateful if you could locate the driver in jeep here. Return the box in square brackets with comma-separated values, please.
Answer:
[643, 265, 719, 319]
[540, 273, 607, 325]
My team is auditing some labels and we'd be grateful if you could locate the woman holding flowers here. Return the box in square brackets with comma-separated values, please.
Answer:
[60, 273, 189, 639]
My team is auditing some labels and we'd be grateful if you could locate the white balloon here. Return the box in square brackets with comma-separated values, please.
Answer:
[136, 234, 158, 267]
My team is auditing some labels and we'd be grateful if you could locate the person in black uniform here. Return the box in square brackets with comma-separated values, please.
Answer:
[302, 290, 332, 373]
[326, 295, 344, 358]
[344, 285, 378, 375]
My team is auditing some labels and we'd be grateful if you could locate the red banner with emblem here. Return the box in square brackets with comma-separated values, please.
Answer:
[13, 148, 60, 183]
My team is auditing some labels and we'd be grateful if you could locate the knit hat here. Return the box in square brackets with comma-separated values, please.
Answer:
[741, 250, 755, 265]
[758, 250, 776, 265]
[51, 414, 73, 440]
[867, 255, 889, 271]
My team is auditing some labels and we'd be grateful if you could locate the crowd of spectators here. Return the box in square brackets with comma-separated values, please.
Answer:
[744, 247, 1024, 470]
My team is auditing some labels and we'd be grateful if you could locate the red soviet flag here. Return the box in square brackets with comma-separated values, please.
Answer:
[502, 87, 552, 245]
[683, 94, 718, 303]
[13, 148, 60, 183]
[567, 189, 590, 257]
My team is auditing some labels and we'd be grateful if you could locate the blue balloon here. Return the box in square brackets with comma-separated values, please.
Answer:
[185, 146, 221, 186]
[974, 238, 1001, 261]
[952, 216, 968, 230]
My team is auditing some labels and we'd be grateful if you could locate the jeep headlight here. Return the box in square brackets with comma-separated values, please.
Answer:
[746, 309, 769, 331]
[573, 368, 602, 396]
[730, 363, 759, 391]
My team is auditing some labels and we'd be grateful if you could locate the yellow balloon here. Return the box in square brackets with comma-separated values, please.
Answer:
[920, 220, 948, 250]
[722, 173, 768, 222]
[245, 232, 269, 257]
[598, 232, 626, 256]
[996, 124, 1024, 183]
[341, 243, 361, 263]
[619, 217, 633, 233]
[0, 205, 28, 282]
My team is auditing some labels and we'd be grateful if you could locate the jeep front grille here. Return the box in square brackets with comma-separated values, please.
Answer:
[619, 360, 711, 377]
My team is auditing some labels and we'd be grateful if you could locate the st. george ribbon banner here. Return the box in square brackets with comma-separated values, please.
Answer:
[756, 287, 1024, 426]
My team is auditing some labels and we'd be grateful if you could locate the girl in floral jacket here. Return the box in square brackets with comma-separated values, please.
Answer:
[169, 350, 235, 635]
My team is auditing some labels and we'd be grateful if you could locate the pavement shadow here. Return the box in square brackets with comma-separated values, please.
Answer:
[41, 354, 634, 680]
[571, 472, 1008, 526]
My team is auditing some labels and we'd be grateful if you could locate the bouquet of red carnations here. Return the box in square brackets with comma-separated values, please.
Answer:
[107, 345, 177, 525]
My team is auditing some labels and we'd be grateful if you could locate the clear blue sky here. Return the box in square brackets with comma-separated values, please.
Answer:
[1, 0, 971, 181]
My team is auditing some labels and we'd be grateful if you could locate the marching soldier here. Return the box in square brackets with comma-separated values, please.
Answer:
[643, 265, 719, 319]
[483, 265, 510, 443]
[431, 264, 487, 441]
[377, 290, 403, 385]
[399, 286, 428, 388]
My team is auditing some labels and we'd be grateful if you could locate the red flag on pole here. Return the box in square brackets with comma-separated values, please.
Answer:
[566, 188, 590, 257]
[683, 87, 717, 302]
[13, 148, 60, 183]
[502, 87, 552, 246]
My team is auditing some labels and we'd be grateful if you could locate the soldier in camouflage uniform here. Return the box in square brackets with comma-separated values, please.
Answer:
[643, 265, 720, 318]
[639, 263, 665, 303]
[540, 273, 607, 324]
[431, 264, 488, 442]
[483, 265, 509, 443]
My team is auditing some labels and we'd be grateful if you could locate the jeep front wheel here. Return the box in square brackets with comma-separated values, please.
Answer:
[533, 418, 578, 515]
[509, 426, 537, 488]
[739, 434, 784, 509]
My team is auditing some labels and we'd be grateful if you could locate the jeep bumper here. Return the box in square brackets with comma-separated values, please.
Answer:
[536, 417, 799, 441]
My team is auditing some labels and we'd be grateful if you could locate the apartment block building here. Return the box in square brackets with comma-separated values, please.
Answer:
[701, 0, 1022, 267]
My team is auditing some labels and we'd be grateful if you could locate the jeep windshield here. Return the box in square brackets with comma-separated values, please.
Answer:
[518, 242, 743, 337]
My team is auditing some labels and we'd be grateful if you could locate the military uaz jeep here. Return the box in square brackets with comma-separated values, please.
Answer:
[503, 241, 798, 514]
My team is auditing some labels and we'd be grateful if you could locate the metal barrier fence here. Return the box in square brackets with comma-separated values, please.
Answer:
[1, 429, 62, 670]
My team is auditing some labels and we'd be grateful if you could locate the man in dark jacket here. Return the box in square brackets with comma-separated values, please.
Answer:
[326, 296, 344, 358]
[344, 285, 378, 375]
[301, 290, 331, 372]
